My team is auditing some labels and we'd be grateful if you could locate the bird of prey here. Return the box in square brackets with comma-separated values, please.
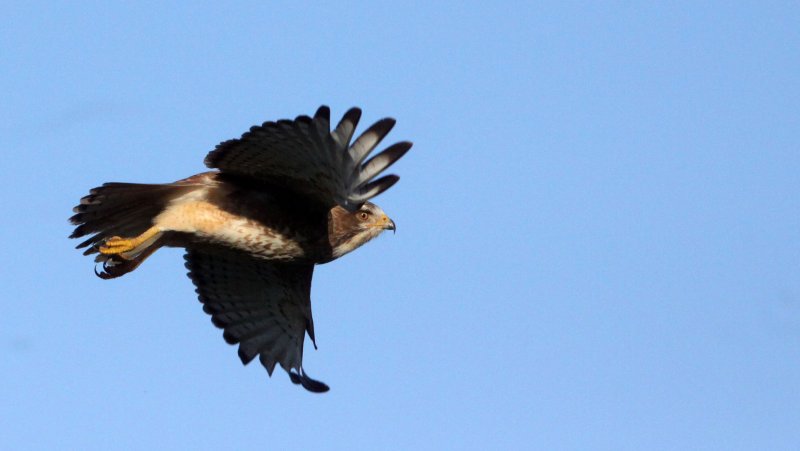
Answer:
[69, 106, 411, 393]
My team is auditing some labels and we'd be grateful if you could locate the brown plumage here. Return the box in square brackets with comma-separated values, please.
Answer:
[69, 106, 411, 392]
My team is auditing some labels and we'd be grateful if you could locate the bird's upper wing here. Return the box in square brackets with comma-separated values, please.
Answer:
[184, 246, 329, 392]
[204, 106, 411, 212]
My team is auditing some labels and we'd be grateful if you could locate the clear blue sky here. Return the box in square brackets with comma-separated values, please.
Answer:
[2, 2, 798, 450]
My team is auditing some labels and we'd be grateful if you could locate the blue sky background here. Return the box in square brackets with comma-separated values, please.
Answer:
[2, 2, 799, 450]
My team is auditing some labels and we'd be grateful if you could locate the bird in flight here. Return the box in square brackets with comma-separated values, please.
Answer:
[69, 106, 411, 392]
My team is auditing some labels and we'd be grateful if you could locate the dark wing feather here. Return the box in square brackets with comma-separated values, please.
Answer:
[205, 106, 411, 211]
[184, 246, 329, 393]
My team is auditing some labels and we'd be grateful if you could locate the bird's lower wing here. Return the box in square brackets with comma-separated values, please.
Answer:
[184, 245, 328, 392]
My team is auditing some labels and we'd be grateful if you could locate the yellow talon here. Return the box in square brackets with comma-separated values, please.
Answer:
[99, 237, 134, 254]
[99, 227, 161, 256]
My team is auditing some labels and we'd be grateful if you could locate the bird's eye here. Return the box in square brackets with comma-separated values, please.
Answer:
[358, 211, 369, 221]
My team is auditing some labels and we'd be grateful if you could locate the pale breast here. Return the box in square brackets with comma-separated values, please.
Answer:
[154, 188, 308, 260]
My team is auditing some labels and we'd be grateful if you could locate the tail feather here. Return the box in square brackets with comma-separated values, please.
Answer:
[74, 201, 169, 253]
[70, 181, 202, 276]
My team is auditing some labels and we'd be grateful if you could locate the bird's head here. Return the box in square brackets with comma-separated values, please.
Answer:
[328, 202, 396, 259]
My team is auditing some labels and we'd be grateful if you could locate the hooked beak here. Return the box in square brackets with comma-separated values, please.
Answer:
[376, 214, 396, 234]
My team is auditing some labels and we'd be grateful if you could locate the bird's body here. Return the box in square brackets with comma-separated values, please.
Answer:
[144, 172, 329, 262]
[69, 106, 410, 392]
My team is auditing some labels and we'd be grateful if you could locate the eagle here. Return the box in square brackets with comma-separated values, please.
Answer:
[69, 106, 411, 393]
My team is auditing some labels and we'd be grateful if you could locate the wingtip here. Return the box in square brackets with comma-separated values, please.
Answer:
[222, 330, 239, 345]
[289, 369, 330, 393]
[332, 107, 364, 147]
[355, 140, 412, 188]
[398, 140, 413, 151]
[237, 346, 257, 365]
[371, 117, 397, 136]
[343, 107, 362, 123]
[314, 105, 331, 121]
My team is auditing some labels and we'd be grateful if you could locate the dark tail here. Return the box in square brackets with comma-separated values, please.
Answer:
[69, 182, 199, 278]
